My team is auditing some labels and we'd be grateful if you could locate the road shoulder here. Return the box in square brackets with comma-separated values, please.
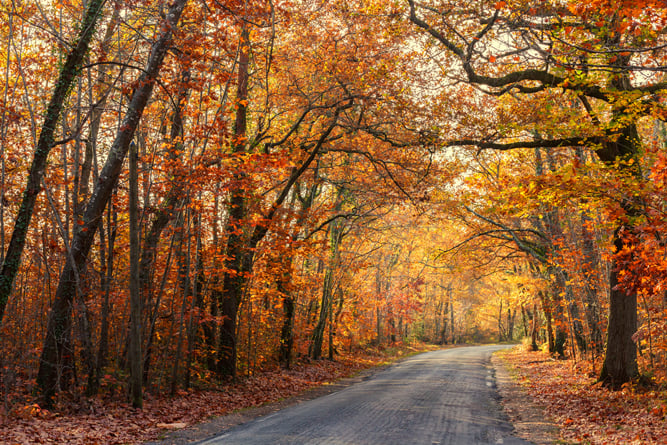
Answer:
[491, 352, 561, 445]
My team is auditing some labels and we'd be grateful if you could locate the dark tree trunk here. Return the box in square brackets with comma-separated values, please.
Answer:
[86, 198, 116, 396]
[0, 0, 105, 322]
[597, 120, 641, 388]
[375, 267, 383, 345]
[278, 179, 320, 368]
[521, 305, 529, 338]
[310, 200, 344, 360]
[278, 293, 295, 368]
[506, 307, 515, 342]
[310, 260, 335, 360]
[530, 303, 539, 351]
[214, 26, 251, 378]
[599, 232, 639, 388]
[540, 291, 555, 353]
[128, 141, 142, 408]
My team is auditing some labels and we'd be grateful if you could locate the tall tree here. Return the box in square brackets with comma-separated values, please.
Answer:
[0, 0, 106, 323]
[36, 0, 189, 406]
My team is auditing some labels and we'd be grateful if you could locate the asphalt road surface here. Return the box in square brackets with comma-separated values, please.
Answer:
[197, 345, 534, 445]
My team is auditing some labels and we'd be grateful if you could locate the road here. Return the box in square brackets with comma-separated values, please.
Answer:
[197, 345, 534, 445]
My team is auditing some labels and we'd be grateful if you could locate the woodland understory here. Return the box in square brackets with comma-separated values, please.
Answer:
[1, 0, 667, 441]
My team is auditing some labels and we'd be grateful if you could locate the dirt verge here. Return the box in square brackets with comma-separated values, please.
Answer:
[491, 353, 561, 445]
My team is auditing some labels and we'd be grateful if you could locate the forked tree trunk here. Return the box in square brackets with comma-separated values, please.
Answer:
[278, 180, 319, 369]
[310, 199, 344, 360]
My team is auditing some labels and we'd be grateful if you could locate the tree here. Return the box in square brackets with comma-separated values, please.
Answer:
[0, 0, 106, 323]
[36, 0, 189, 407]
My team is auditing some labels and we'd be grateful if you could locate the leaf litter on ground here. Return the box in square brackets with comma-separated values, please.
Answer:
[0, 346, 429, 444]
[499, 346, 667, 445]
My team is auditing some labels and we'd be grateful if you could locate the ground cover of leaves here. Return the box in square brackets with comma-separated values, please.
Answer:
[499, 347, 667, 445]
[1, 347, 426, 444]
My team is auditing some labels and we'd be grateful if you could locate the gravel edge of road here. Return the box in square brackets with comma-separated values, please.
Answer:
[491, 353, 561, 445]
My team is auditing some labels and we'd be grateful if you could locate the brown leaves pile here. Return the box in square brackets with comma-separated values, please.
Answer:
[0, 352, 390, 444]
[500, 347, 667, 445]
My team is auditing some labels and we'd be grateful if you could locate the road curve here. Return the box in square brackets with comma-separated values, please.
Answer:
[198, 345, 533, 445]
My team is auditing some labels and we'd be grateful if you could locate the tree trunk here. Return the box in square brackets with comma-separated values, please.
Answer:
[278, 292, 295, 368]
[375, 266, 383, 345]
[170, 210, 191, 395]
[521, 305, 529, 338]
[278, 180, 319, 369]
[506, 307, 515, 342]
[599, 232, 639, 387]
[86, 195, 116, 396]
[36, 0, 188, 407]
[213, 25, 251, 379]
[310, 261, 335, 360]
[449, 291, 455, 344]
[498, 300, 505, 342]
[530, 303, 539, 351]
[310, 214, 343, 360]
[185, 212, 204, 389]
[139, 68, 190, 383]
[0, 0, 105, 323]
[596, 119, 641, 387]
[540, 291, 555, 353]
[128, 141, 142, 408]
[441, 300, 448, 345]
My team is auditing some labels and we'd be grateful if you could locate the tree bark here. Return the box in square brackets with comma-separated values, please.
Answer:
[310, 207, 344, 360]
[214, 26, 251, 379]
[128, 141, 142, 408]
[600, 228, 639, 387]
[597, 120, 641, 388]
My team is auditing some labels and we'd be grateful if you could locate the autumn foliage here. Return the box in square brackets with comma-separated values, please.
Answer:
[1, 0, 667, 442]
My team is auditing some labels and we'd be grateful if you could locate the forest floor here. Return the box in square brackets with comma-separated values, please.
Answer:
[497, 346, 667, 445]
[0, 344, 436, 444]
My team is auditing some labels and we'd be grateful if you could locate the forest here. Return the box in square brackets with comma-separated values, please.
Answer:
[1, 0, 667, 442]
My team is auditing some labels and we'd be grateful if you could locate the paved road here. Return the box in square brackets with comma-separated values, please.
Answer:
[197, 345, 533, 445]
